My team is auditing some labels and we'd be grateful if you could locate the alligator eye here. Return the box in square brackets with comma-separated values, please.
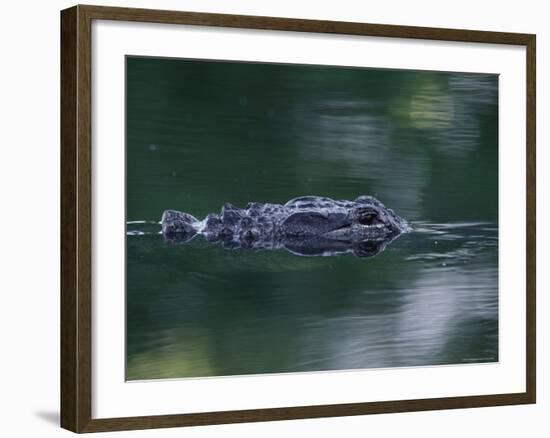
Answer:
[359, 213, 377, 225]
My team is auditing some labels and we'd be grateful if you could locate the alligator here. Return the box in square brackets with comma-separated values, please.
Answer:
[161, 195, 409, 258]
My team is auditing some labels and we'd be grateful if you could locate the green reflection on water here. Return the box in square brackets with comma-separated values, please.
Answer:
[126, 57, 498, 380]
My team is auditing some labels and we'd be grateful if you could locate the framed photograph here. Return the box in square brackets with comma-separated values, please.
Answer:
[60, 4, 536, 433]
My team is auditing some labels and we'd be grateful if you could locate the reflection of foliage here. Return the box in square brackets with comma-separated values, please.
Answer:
[391, 74, 498, 156]
[127, 328, 215, 380]
[126, 222, 498, 379]
[127, 238, 411, 378]
[291, 71, 498, 221]
[127, 58, 498, 224]
[408, 83, 455, 130]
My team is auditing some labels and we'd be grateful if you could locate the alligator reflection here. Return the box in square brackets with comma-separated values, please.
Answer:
[165, 232, 402, 258]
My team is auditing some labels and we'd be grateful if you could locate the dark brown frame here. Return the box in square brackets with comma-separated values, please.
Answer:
[61, 4, 536, 433]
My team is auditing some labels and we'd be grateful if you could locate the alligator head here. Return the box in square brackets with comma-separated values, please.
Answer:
[280, 195, 407, 242]
[160, 195, 408, 258]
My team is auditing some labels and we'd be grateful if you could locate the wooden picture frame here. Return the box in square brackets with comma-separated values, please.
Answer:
[61, 4, 536, 433]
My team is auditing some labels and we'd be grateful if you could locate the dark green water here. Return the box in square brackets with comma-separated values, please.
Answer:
[126, 57, 498, 380]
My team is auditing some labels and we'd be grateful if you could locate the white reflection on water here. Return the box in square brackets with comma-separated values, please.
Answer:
[306, 269, 496, 370]
[290, 221, 498, 371]
[298, 102, 430, 219]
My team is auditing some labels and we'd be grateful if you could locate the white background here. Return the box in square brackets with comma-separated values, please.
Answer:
[0, 0, 546, 437]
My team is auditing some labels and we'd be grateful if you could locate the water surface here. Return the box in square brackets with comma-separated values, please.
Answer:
[126, 57, 498, 380]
